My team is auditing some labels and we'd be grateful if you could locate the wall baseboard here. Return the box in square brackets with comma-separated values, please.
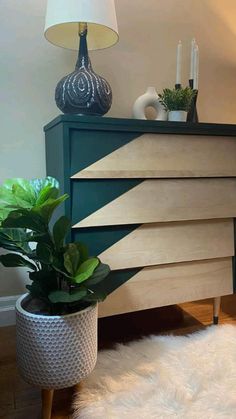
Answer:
[0, 295, 21, 327]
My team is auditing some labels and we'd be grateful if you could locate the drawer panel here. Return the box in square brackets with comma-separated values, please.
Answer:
[99, 219, 234, 270]
[70, 129, 138, 176]
[74, 178, 236, 228]
[98, 258, 233, 317]
[71, 178, 140, 226]
[72, 134, 236, 179]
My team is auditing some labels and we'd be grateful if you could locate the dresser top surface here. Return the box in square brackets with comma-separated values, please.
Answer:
[44, 114, 236, 136]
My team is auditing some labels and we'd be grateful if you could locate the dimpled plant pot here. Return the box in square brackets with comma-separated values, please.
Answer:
[16, 294, 98, 390]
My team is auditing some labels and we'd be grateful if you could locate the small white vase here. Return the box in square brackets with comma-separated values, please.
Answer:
[16, 294, 98, 389]
[168, 110, 187, 122]
[133, 87, 167, 121]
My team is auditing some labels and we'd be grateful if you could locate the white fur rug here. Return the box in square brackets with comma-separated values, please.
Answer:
[73, 325, 236, 418]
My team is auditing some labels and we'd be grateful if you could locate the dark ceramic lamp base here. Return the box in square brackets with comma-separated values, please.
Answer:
[55, 26, 112, 116]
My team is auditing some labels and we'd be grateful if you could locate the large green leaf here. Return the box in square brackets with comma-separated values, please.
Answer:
[0, 207, 12, 224]
[0, 187, 17, 207]
[35, 186, 58, 206]
[52, 254, 72, 282]
[25, 231, 52, 245]
[53, 216, 71, 250]
[36, 243, 53, 265]
[0, 178, 35, 208]
[2, 209, 47, 233]
[0, 177, 67, 231]
[0, 253, 36, 270]
[0, 177, 61, 212]
[48, 289, 87, 303]
[30, 177, 59, 198]
[63, 243, 80, 276]
[83, 290, 107, 302]
[0, 179, 37, 221]
[0, 228, 32, 254]
[74, 258, 99, 284]
[12, 184, 36, 208]
[85, 262, 110, 286]
[33, 194, 69, 222]
[74, 242, 89, 263]
[3, 178, 35, 193]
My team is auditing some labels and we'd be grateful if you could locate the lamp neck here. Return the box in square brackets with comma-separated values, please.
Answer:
[75, 24, 92, 70]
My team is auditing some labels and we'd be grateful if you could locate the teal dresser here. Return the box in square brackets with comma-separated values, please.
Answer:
[45, 116, 236, 319]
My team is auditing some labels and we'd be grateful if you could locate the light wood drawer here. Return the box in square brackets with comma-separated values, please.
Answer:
[74, 178, 236, 228]
[99, 219, 235, 270]
[98, 258, 234, 317]
[72, 134, 236, 179]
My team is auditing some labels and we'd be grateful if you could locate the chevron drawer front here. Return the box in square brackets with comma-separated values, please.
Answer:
[71, 133, 236, 178]
[45, 116, 236, 317]
[73, 179, 236, 228]
[99, 258, 233, 317]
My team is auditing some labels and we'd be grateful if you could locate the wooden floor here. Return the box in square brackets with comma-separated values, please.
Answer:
[1, 295, 236, 418]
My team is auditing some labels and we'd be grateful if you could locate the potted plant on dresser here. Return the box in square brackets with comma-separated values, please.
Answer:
[159, 87, 196, 122]
[0, 177, 110, 418]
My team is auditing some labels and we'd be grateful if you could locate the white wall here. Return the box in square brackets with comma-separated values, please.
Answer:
[1, 0, 236, 296]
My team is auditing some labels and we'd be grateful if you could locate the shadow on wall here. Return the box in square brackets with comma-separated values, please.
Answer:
[208, 0, 236, 42]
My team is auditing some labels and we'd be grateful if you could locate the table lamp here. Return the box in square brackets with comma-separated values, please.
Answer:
[44, 0, 119, 116]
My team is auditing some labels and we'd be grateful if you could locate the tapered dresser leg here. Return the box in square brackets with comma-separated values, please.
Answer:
[213, 296, 221, 325]
[41, 389, 54, 419]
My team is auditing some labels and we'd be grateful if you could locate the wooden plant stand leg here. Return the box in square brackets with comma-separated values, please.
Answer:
[41, 389, 54, 419]
[213, 296, 221, 325]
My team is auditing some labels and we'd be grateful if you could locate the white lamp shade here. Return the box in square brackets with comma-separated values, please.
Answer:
[44, 0, 119, 50]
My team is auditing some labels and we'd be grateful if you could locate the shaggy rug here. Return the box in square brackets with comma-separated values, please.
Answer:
[73, 325, 236, 419]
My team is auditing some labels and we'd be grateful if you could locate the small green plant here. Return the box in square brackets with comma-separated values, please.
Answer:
[159, 87, 196, 112]
[0, 177, 110, 315]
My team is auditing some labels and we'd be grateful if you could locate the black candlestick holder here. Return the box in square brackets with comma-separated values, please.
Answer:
[187, 79, 199, 123]
[175, 83, 181, 90]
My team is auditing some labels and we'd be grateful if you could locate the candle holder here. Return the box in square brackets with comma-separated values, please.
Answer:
[187, 79, 199, 123]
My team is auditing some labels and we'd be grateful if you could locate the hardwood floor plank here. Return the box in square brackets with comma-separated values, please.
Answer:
[1, 404, 41, 419]
[14, 387, 41, 409]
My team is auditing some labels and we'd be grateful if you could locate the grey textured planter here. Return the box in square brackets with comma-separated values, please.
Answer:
[16, 294, 98, 390]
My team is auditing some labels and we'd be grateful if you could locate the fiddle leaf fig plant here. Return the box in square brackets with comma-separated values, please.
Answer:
[0, 177, 110, 315]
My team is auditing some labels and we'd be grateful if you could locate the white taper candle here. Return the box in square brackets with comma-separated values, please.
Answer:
[190, 38, 196, 80]
[193, 45, 199, 90]
[176, 40, 182, 85]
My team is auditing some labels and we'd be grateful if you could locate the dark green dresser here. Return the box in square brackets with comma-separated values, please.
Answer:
[45, 115, 236, 318]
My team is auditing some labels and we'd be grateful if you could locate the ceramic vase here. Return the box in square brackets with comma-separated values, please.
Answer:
[16, 294, 98, 390]
[133, 87, 167, 120]
[168, 110, 187, 122]
[55, 28, 112, 116]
